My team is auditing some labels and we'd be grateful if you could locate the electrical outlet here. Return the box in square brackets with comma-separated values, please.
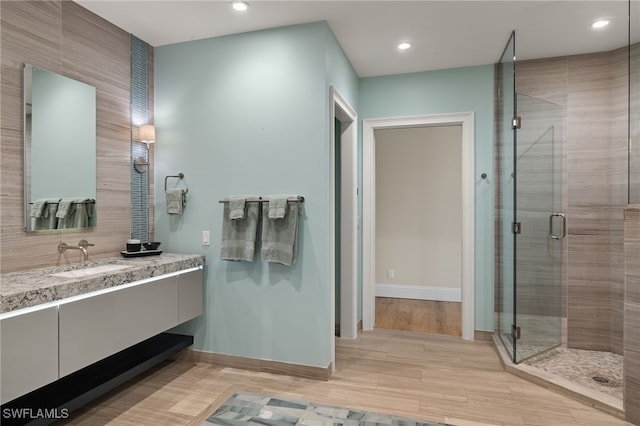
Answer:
[202, 230, 210, 246]
[387, 269, 395, 279]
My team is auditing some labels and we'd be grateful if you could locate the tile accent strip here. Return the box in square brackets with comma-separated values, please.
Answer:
[131, 35, 149, 242]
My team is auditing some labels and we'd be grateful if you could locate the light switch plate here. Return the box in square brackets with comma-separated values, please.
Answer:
[202, 230, 210, 246]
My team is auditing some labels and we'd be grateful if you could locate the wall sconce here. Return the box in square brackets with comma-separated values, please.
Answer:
[134, 124, 155, 173]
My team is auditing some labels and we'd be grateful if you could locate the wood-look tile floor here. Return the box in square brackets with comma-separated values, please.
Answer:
[375, 297, 462, 336]
[60, 329, 630, 426]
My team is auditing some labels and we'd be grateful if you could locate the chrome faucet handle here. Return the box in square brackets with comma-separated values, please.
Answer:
[58, 242, 68, 253]
[78, 239, 95, 248]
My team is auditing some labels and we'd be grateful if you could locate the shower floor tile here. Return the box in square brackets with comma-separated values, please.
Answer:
[524, 347, 623, 401]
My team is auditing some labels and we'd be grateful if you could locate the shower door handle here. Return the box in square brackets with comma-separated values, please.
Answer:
[549, 213, 566, 240]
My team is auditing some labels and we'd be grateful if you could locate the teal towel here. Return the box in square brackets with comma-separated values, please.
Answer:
[220, 202, 259, 262]
[261, 201, 300, 266]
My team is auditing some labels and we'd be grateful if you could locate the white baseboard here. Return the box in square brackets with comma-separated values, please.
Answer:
[375, 283, 461, 302]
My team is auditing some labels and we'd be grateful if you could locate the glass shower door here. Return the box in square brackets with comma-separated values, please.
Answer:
[514, 94, 563, 363]
[496, 32, 517, 361]
[496, 31, 563, 364]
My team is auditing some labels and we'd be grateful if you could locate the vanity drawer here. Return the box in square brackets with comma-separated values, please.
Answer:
[58, 275, 179, 377]
[0, 306, 59, 405]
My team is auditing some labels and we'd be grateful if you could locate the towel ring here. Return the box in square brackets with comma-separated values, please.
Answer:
[164, 173, 188, 193]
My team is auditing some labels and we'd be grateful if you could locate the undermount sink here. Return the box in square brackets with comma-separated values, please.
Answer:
[51, 264, 131, 278]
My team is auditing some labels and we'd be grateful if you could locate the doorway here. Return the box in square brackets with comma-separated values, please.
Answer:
[362, 113, 475, 340]
[374, 125, 462, 336]
[329, 86, 357, 373]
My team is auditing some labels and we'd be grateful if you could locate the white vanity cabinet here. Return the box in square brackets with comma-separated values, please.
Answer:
[0, 306, 59, 404]
[0, 264, 204, 404]
[58, 275, 179, 377]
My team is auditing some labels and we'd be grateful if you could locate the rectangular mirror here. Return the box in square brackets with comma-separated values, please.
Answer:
[24, 64, 97, 232]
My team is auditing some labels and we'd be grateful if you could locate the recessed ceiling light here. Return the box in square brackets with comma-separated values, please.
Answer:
[591, 19, 610, 29]
[231, 1, 249, 12]
[398, 42, 412, 51]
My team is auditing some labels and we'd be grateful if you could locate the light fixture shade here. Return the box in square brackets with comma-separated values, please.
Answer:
[139, 124, 155, 143]
[591, 19, 610, 29]
[231, 0, 249, 11]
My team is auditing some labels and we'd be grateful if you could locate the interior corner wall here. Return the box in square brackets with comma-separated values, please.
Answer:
[358, 65, 495, 331]
[154, 21, 358, 369]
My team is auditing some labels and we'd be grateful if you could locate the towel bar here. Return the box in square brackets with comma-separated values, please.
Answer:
[164, 173, 188, 193]
[218, 196, 304, 204]
[29, 200, 95, 205]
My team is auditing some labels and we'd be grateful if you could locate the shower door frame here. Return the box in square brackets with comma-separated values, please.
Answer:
[496, 31, 564, 364]
[496, 31, 518, 362]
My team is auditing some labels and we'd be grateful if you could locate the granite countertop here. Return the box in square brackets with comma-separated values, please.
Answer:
[0, 253, 206, 314]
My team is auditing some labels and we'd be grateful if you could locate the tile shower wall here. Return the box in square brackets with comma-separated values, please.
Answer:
[624, 206, 640, 423]
[0, 1, 132, 272]
[514, 47, 628, 354]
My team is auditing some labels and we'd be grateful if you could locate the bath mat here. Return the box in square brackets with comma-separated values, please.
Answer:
[202, 390, 454, 425]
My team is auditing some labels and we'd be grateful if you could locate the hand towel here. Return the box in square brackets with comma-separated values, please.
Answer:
[261, 200, 301, 266]
[30, 199, 60, 230]
[55, 198, 74, 219]
[71, 198, 92, 228]
[166, 189, 185, 215]
[220, 202, 260, 262]
[43, 203, 59, 229]
[30, 198, 58, 218]
[266, 195, 292, 219]
[229, 197, 247, 220]
[55, 198, 76, 229]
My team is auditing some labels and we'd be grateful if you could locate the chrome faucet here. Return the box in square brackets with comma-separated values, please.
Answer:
[58, 239, 95, 262]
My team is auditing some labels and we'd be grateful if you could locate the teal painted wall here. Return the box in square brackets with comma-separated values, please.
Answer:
[358, 66, 495, 331]
[154, 22, 358, 368]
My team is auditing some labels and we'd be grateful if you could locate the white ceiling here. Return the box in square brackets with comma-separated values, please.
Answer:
[76, 1, 632, 77]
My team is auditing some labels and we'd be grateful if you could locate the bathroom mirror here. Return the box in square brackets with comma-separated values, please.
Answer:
[23, 64, 97, 232]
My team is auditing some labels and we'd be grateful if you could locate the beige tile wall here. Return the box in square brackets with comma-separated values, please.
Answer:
[513, 47, 628, 355]
[0, 1, 133, 273]
[624, 206, 640, 423]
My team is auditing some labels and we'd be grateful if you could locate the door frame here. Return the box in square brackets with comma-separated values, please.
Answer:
[329, 86, 358, 370]
[362, 112, 475, 340]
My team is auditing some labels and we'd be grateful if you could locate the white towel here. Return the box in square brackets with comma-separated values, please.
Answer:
[166, 189, 185, 215]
